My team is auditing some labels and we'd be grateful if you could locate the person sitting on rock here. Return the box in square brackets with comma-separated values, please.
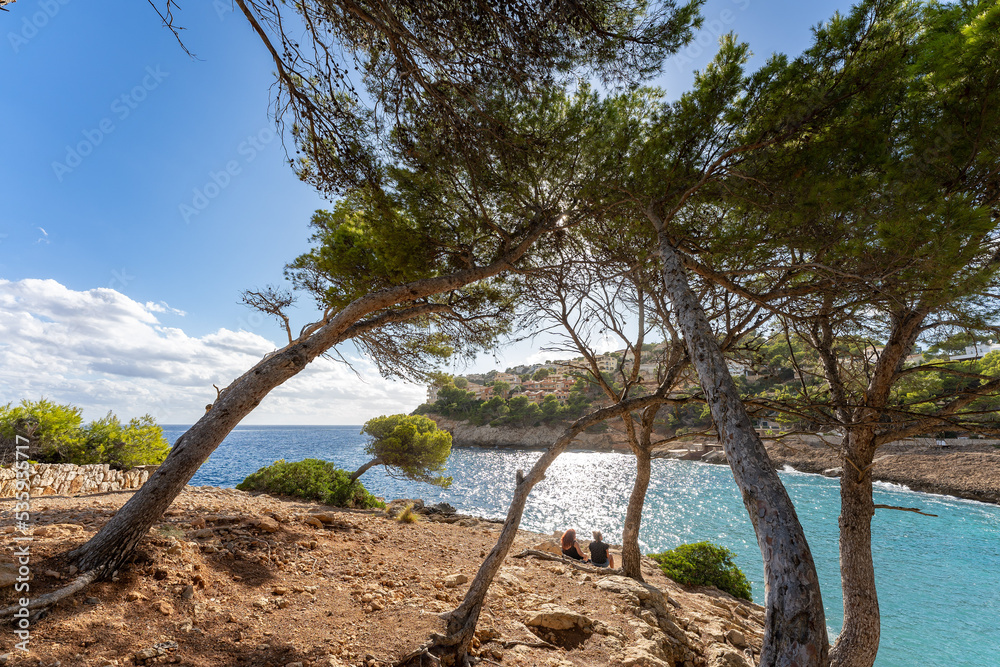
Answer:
[560, 528, 589, 562]
[588, 530, 614, 568]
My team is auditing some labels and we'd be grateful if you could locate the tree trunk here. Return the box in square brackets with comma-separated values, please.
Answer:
[439, 442, 568, 663]
[70, 224, 551, 576]
[829, 429, 879, 667]
[655, 230, 829, 667]
[71, 341, 315, 574]
[432, 395, 669, 665]
[621, 445, 651, 581]
[350, 457, 382, 483]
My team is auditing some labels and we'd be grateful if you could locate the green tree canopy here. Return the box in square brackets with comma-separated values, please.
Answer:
[0, 399, 169, 469]
[352, 414, 453, 488]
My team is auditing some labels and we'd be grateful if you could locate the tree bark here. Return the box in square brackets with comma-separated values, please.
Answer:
[829, 429, 879, 667]
[350, 456, 382, 483]
[825, 309, 923, 667]
[621, 445, 651, 580]
[655, 228, 828, 667]
[431, 394, 671, 665]
[70, 223, 551, 576]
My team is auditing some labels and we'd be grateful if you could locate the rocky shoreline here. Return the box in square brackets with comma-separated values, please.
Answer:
[763, 436, 1000, 505]
[429, 415, 1000, 506]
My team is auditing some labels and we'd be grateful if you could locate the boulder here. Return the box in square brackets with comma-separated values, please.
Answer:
[703, 450, 728, 464]
[426, 502, 456, 515]
[725, 628, 747, 649]
[0, 563, 20, 588]
[619, 638, 672, 667]
[706, 644, 752, 667]
[531, 540, 563, 556]
[597, 575, 661, 603]
[524, 604, 592, 631]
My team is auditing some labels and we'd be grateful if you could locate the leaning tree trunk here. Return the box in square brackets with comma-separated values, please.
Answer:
[426, 397, 667, 666]
[656, 230, 829, 667]
[72, 339, 323, 574]
[829, 428, 879, 667]
[621, 445, 652, 580]
[349, 457, 382, 483]
[436, 439, 570, 664]
[67, 225, 549, 578]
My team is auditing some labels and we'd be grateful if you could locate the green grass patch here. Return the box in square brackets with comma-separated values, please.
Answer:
[395, 503, 421, 524]
[236, 458, 385, 509]
[649, 541, 752, 601]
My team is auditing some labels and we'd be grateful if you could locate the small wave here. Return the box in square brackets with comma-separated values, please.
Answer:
[782, 464, 799, 473]
[873, 480, 912, 493]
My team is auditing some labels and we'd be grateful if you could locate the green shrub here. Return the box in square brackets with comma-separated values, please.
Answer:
[0, 399, 169, 469]
[649, 542, 752, 601]
[236, 458, 385, 509]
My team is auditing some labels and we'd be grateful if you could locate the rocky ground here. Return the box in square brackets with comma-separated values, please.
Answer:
[0, 488, 764, 667]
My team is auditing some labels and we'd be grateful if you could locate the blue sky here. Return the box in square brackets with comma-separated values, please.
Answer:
[0, 0, 849, 424]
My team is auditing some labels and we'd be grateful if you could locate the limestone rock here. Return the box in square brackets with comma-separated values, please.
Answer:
[531, 540, 563, 556]
[524, 604, 592, 631]
[596, 575, 661, 603]
[426, 502, 456, 515]
[706, 644, 752, 667]
[496, 570, 525, 592]
[703, 450, 728, 464]
[619, 638, 672, 667]
[725, 628, 747, 649]
[0, 562, 20, 588]
[254, 517, 280, 533]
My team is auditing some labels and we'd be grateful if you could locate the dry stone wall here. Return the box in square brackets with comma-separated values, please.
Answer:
[0, 463, 157, 497]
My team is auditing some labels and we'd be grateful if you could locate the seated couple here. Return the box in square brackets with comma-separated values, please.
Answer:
[561, 529, 615, 568]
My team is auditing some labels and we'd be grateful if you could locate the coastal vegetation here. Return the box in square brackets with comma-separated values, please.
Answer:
[352, 414, 453, 488]
[650, 542, 752, 602]
[236, 458, 384, 509]
[0, 398, 169, 469]
[9, 2, 1000, 667]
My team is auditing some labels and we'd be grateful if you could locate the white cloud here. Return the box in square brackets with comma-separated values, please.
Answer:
[145, 300, 187, 317]
[0, 279, 425, 425]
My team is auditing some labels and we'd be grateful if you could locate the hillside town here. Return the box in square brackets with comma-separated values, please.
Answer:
[423, 339, 1000, 435]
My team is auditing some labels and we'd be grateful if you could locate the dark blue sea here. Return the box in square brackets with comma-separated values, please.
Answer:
[164, 425, 1000, 667]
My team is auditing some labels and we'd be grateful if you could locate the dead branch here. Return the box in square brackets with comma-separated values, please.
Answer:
[0, 569, 99, 618]
[873, 504, 938, 517]
[512, 549, 617, 573]
[500, 639, 557, 650]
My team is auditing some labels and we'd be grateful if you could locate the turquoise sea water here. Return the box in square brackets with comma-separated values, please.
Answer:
[164, 425, 1000, 667]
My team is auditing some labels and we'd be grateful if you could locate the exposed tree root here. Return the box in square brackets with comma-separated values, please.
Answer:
[500, 639, 557, 650]
[0, 569, 98, 619]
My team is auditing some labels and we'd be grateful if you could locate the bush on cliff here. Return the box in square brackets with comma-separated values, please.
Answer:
[237, 458, 384, 509]
[649, 542, 752, 601]
[0, 398, 170, 469]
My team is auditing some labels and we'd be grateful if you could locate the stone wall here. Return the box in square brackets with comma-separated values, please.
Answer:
[0, 463, 157, 498]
